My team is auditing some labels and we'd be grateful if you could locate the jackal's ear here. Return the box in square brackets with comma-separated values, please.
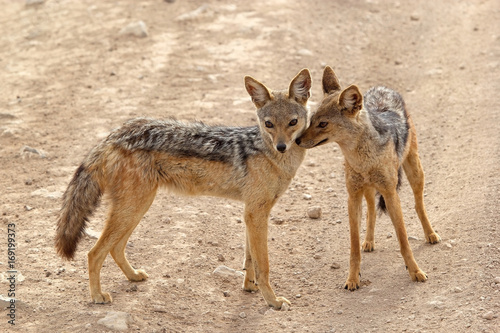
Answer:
[289, 68, 312, 105]
[339, 85, 363, 117]
[245, 76, 272, 109]
[322, 66, 341, 95]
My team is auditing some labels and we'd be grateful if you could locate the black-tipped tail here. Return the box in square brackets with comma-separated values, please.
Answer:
[55, 164, 102, 260]
[377, 167, 403, 215]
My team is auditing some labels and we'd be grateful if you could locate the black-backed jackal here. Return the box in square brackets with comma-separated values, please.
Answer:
[55, 69, 312, 309]
[297, 66, 440, 289]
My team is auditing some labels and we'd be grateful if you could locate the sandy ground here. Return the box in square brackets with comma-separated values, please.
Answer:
[0, 0, 499, 332]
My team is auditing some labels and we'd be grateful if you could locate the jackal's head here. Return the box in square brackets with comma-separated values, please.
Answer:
[245, 69, 312, 153]
[296, 66, 363, 149]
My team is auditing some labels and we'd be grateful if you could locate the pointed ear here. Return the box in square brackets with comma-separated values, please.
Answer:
[245, 76, 272, 109]
[288, 68, 312, 105]
[339, 85, 363, 116]
[322, 66, 341, 95]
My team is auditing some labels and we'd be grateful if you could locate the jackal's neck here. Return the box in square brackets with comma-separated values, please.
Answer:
[337, 110, 379, 171]
[259, 129, 306, 176]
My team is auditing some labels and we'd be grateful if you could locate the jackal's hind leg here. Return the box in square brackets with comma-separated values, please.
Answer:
[88, 185, 157, 303]
[403, 150, 441, 244]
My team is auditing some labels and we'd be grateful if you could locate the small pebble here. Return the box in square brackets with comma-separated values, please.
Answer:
[331, 262, 340, 269]
[280, 302, 290, 311]
[307, 206, 322, 219]
[217, 254, 225, 262]
[239, 312, 246, 319]
[303, 194, 312, 200]
[482, 311, 494, 320]
[494, 277, 500, 284]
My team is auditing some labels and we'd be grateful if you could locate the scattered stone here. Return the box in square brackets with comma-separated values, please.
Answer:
[297, 49, 313, 56]
[24, 205, 34, 211]
[26, 0, 45, 5]
[395, 60, 402, 65]
[217, 254, 225, 262]
[236, 218, 242, 223]
[176, 4, 210, 21]
[408, 236, 418, 241]
[127, 284, 138, 292]
[295, 294, 301, 298]
[271, 217, 284, 225]
[84, 228, 101, 239]
[303, 194, 312, 200]
[97, 311, 132, 331]
[164, 0, 176, 3]
[326, 188, 334, 193]
[0, 295, 15, 308]
[239, 312, 246, 319]
[212, 265, 244, 278]
[454, 287, 463, 293]
[25, 179, 33, 185]
[119, 21, 148, 38]
[494, 277, 500, 284]
[289, 226, 298, 231]
[313, 254, 321, 260]
[336, 220, 342, 224]
[444, 242, 453, 249]
[482, 311, 494, 320]
[330, 262, 340, 269]
[222, 291, 230, 297]
[307, 206, 322, 219]
[410, 14, 420, 21]
[21, 146, 46, 158]
[280, 302, 290, 311]
[387, 232, 393, 238]
[45, 271, 51, 277]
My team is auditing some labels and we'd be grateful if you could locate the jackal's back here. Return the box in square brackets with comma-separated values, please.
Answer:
[364, 86, 409, 158]
[107, 118, 265, 167]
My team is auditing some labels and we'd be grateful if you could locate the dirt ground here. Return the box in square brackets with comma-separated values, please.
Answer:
[0, 0, 499, 332]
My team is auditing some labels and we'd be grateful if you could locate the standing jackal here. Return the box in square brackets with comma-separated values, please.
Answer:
[297, 66, 440, 289]
[55, 69, 312, 309]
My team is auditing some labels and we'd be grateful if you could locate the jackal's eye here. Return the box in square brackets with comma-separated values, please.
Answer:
[289, 119, 298, 126]
[318, 122, 328, 128]
[265, 121, 274, 128]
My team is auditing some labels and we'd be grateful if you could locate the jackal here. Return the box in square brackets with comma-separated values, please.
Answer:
[55, 69, 312, 309]
[297, 66, 440, 289]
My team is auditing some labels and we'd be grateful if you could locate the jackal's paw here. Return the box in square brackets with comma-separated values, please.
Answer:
[362, 240, 375, 252]
[344, 278, 360, 291]
[92, 291, 112, 304]
[243, 279, 259, 292]
[128, 269, 149, 282]
[426, 232, 441, 244]
[268, 296, 291, 310]
[409, 269, 428, 282]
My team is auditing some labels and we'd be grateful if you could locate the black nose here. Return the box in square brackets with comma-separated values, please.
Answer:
[295, 138, 301, 145]
[276, 143, 287, 153]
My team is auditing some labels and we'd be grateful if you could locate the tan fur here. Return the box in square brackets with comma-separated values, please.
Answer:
[56, 69, 312, 309]
[297, 66, 440, 290]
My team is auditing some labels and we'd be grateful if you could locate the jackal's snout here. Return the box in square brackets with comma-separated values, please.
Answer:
[276, 143, 287, 153]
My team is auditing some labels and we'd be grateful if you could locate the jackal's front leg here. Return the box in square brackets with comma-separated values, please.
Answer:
[242, 230, 258, 292]
[345, 190, 363, 291]
[244, 203, 290, 309]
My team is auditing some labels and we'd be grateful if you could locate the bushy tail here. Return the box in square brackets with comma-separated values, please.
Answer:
[377, 167, 403, 214]
[55, 163, 102, 260]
